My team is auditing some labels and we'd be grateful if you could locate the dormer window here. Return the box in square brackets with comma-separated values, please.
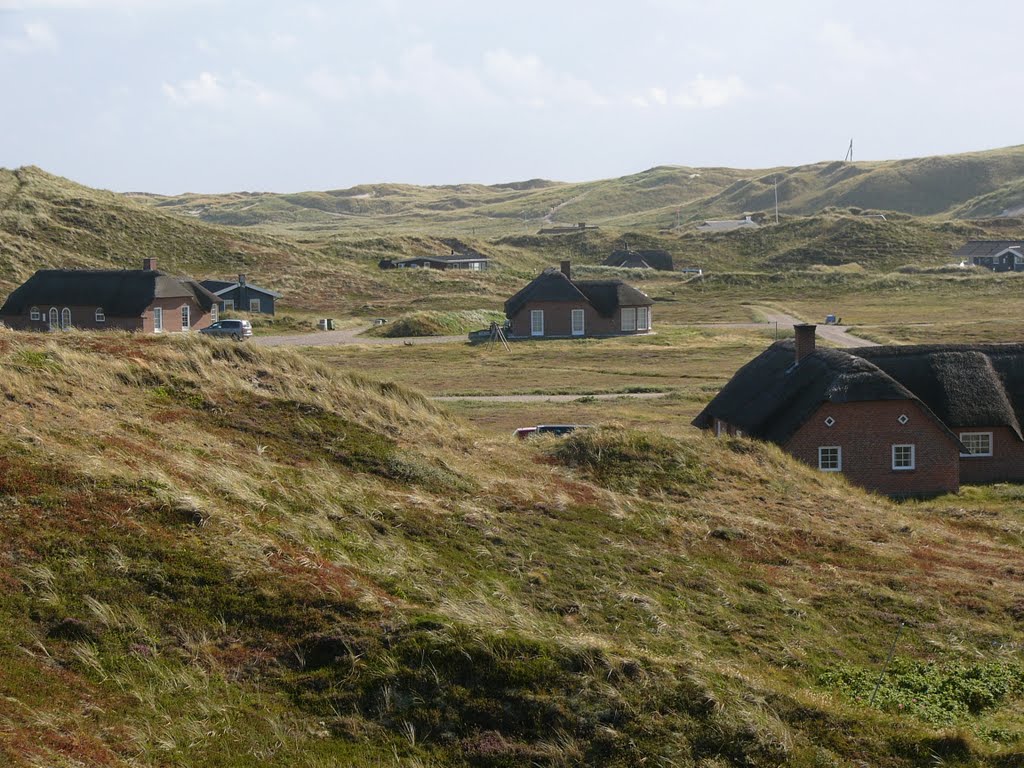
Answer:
[95, 308, 106, 323]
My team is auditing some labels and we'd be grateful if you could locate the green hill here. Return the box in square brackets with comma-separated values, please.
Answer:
[127, 145, 1024, 235]
[0, 331, 1022, 766]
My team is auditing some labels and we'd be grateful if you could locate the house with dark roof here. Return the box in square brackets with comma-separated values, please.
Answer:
[953, 240, 1024, 272]
[694, 325, 1024, 497]
[504, 261, 653, 339]
[0, 258, 219, 334]
[199, 274, 283, 314]
[603, 248, 673, 271]
[378, 251, 490, 271]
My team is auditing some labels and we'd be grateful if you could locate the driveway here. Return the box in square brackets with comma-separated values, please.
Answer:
[740, 306, 879, 348]
[254, 326, 465, 348]
[432, 391, 669, 403]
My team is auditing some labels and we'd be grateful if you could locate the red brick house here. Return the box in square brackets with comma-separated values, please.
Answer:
[693, 325, 1024, 497]
[0, 258, 219, 334]
[505, 261, 653, 339]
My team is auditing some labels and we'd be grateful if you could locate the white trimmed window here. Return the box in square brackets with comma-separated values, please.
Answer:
[153, 307, 163, 332]
[959, 432, 992, 457]
[95, 307, 105, 323]
[249, 298, 261, 313]
[637, 306, 650, 331]
[181, 305, 191, 330]
[49, 307, 58, 327]
[60, 308, 71, 330]
[223, 299, 234, 311]
[892, 444, 915, 471]
[818, 446, 842, 472]
[30, 307, 40, 321]
[621, 307, 637, 331]
[530, 309, 544, 336]
[210, 304, 218, 323]
[571, 309, 585, 336]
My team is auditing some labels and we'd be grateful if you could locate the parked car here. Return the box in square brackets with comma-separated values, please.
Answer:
[199, 319, 253, 340]
[513, 424, 591, 439]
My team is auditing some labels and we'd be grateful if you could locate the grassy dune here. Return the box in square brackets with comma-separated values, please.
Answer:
[1, 330, 1022, 766]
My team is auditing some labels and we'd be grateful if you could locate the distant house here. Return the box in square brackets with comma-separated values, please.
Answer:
[697, 216, 759, 233]
[0, 258, 218, 333]
[604, 248, 674, 271]
[200, 274, 283, 314]
[953, 240, 1024, 272]
[504, 261, 653, 339]
[694, 324, 1024, 497]
[537, 222, 599, 235]
[378, 251, 490, 271]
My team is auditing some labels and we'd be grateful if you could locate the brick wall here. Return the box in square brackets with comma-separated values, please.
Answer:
[785, 400, 961, 497]
[142, 298, 214, 333]
[958, 426, 1024, 485]
[508, 301, 651, 339]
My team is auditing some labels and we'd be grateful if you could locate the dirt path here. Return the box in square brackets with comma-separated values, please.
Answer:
[432, 392, 669, 403]
[254, 327, 465, 348]
[747, 306, 879, 347]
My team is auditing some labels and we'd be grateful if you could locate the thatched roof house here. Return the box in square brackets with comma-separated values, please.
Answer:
[694, 325, 1024, 496]
[603, 248, 673, 271]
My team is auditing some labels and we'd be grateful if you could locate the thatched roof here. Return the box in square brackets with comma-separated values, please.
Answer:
[953, 240, 1024, 258]
[504, 269, 652, 318]
[604, 249, 674, 271]
[0, 269, 218, 317]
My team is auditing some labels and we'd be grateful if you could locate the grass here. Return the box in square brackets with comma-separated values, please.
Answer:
[364, 309, 505, 338]
[0, 329, 1023, 766]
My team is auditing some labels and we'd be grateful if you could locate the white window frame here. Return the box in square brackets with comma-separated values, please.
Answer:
[153, 306, 163, 333]
[48, 307, 58, 328]
[249, 298, 261, 313]
[571, 308, 585, 336]
[959, 432, 993, 458]
[210, 304, 218, 323]
[636, 306, 650, 331]
[95, 307, 105, 323]
[530, 309, 544, 337]
[30, 306, 40, 321]
[181, 305, 191, 331]
[818, 446, 842, 472]
[60, 307, 71, 330]
[223, 299, 234, 311]
[621, 307, 637, 332]
[892, 444, 915, 471]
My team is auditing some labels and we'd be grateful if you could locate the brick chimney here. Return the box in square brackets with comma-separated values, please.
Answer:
[238, 273, 247, 285]
[142, 257, 157, 271]
[560, 260, 571, 279]
[794, 324, 817, 363]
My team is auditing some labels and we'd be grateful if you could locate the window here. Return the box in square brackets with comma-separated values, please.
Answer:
[181, 305, 191, 330]
[153, 306, 163, 332]
[223, 299, 234, 311]
[210, 304, 218, 323]
[60, 308, 71, 330]
[530, 310, 544, 336]
[637, 306, 650, 331]
[469, 261, 483, 271]
[249, 298, 261, 313]
[621, 307, 637, 332]
[48, 308, 58, 327]
[95, 308, 105, 323]
[960, 432, 993, 457]
[571, 309, 585, 336]
[818, 446, 842, 472]
[892, 444, 915, 471]
[30, 307, 40, 321]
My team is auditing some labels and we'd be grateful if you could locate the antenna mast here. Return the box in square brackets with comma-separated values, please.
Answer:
[844, 138, 854, 162]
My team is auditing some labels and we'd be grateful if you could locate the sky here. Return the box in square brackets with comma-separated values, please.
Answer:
[2, 0, 1023, 194]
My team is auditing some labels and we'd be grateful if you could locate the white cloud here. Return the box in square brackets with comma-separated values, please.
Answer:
[0, 20, 57, 52]
[0, 0, 211, 8]
[674, 74, 746, 108]
[818, 21, 889, 68]
[482, 49, 606, 107]
[162, 71, 280, 110]
[306, 67, 361, 102]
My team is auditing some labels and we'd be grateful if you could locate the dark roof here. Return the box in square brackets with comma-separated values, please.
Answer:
[604, 249, 674, 271]
[953, 240, 1024, 258]
[504, 269, 652, 318]
[0, 269, 218, 317]
[694, 340, 1024, 445]
[199, 279, 283, 298]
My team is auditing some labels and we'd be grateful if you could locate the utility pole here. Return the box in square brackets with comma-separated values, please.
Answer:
[844, 138, 854, 162]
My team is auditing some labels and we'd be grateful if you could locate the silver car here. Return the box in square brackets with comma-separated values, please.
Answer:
[199, 319, 253, 341]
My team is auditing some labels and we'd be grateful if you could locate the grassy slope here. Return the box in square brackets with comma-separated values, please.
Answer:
[125, 145, 1024, 235]
[0, 330, 1022, 766]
